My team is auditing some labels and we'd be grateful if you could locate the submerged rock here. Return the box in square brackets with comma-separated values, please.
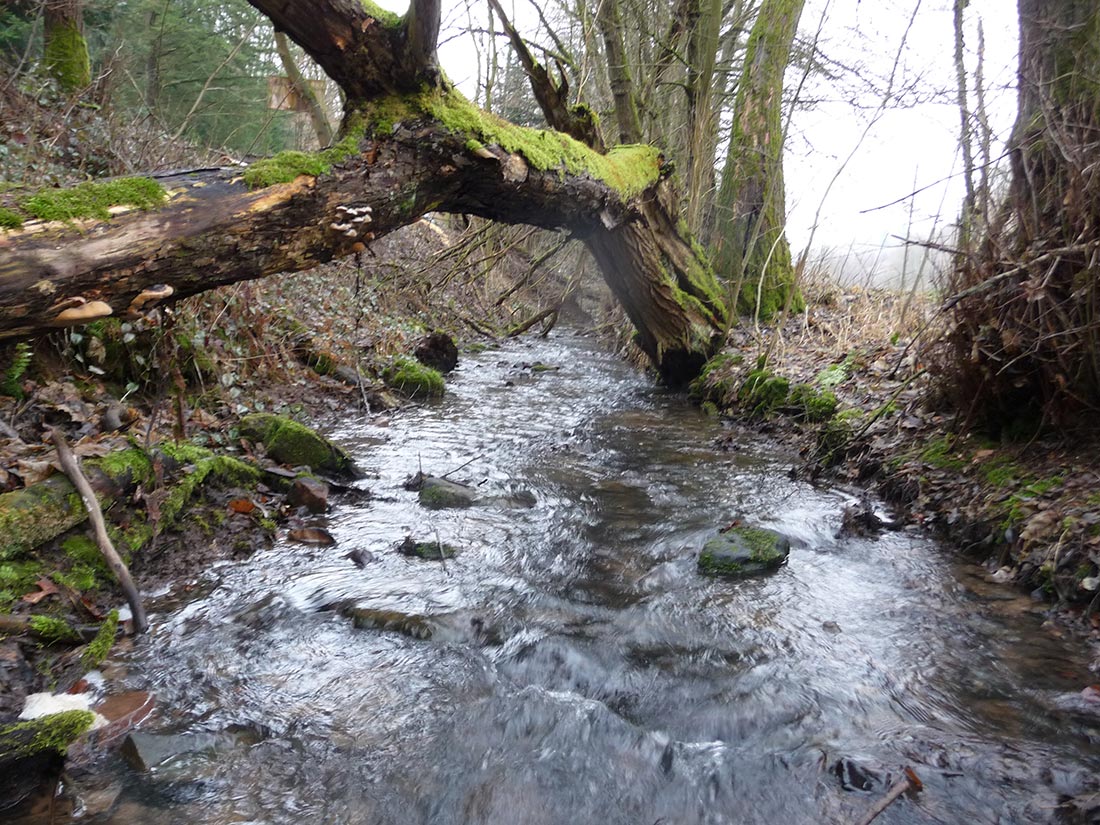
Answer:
[697, 525, 790, 578]
[834, 756, 887, 792]
[344, 607, 433, 640]
[397, 536, 458, 560]
[288, 526, 336, 546]
[416, 476, 479, 509]
[120, 727, 261, 772]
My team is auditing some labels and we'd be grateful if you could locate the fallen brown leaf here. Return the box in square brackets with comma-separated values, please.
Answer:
[21, 577, 59, 604]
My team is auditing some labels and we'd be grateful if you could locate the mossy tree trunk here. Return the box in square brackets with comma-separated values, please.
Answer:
[595, 0, 644, 145]
[486, 0, 728, 380]
[1, 0, 727, 384]
[682, 0, 724, 234]
[711, 0, 805, 319]
[949, 0, 1100, 427]
[44, 0, 91, 92]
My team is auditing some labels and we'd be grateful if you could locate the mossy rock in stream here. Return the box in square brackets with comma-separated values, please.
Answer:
[417, 476, 478, 509]
[343, 606, 434, 640]
[698, 526, 790, 578]
[239, 413, 358, 477]
[383, 357, 445, 399]
[397, 535, 459, 560]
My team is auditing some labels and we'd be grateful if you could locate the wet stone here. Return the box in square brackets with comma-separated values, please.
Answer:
[834, 757, 886, 792]
[697, 525, 790, 578]
[414, 331, 459, 373]
[417, 476, 478, 509]
[398, 536, 458, 560]
[120, 727, 262, 772]
[288, 477, 329, 513]
[344, 607, 433, 640]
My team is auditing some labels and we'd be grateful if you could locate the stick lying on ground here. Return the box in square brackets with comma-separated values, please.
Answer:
[50, 428, 148, 634]
[855, 767, 923, 825]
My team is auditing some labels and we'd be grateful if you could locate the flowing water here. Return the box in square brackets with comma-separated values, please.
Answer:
[59, 334, 1100, 824]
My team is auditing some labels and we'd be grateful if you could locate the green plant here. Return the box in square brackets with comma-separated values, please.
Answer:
[1, 342, 32, 398]
[28, 615, 80, 644]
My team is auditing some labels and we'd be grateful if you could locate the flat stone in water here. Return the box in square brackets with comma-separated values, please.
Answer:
[697, 525, 790, 578]
[344, 607, 433, 640]
[418, 476, 478, 509]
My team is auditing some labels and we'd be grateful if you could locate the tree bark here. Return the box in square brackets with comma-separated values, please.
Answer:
[595, 0, 644, 145]
[949, 0, 1100, 427]
[44, 0, 91, 92]
[683, 0, 724, 234]
[711, 0, 804, 318]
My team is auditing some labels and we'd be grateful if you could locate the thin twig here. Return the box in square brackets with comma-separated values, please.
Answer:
[440, 454, 482, 480]
[854, 768, 923, 825]
[50, 429, 148, 634]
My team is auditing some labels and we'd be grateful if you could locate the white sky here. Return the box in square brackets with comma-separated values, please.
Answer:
[379, 0, 1019, 287]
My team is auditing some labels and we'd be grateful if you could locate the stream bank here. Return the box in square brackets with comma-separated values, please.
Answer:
[690, 284, 1100, 647]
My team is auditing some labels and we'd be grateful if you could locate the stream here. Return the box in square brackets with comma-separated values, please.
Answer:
[59, 333, 1100, 824]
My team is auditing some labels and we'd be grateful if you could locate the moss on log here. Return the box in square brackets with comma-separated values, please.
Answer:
[0, 710, 95, 765]
[0, 450, 153, 560]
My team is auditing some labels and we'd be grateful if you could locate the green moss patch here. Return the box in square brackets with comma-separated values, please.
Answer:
[0, 560, 44, 607]
[360, 0, 402, 28]
[789, 383, 838, 422]
[28, 615, 80, 644]
[43, 18, 91, 91]
[20, 177, 165, 222]
[738, 369, 790, 416]
[81, 609, 118, 670]
[238, 413, 356, 476]
[242, 133, 362, 188]
[920, 436, 967, 471]
[698, 525, 790, 578]
[155, 443, 261, 533]
[383, 357, 444, 399]
[689, 352, 743, 402]
[0, 710, 95, 762]
[363, 88, 662, 200]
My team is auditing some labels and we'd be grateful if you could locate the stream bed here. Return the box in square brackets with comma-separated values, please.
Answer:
[60, 333, 1100, 824]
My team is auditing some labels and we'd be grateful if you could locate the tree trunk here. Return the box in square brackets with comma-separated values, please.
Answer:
[43, 0, 91, 92]
[948, 0, 1100, 428]
[711, 0, 804, 319]
[273, 30, 334, 148]
[595, 0, 644, 145]
[683, 0, 724, 234]
[1, 0, 728, 384]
